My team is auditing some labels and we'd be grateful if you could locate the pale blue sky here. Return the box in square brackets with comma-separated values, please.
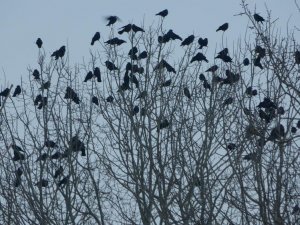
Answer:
[0, 0, 299, 84]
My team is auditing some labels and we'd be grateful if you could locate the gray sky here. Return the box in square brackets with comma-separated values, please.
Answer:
[0, 0, 299, 84]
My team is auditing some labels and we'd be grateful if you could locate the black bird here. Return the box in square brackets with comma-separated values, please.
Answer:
[105, 60, 118, 71]
[183, 87, 191, 99]
[14, 177, 22, 187]
[36, 38, 43, 48]
[253, 13, 265, 23]
[198, 38, 208, 49]
[159, 119, 170, 129]
[118, 24, 132, 34]
[254, 56, 263, 69]
[84, 71, 93, 82]
[258, 109, 271, 123]
[268, 124, 285, 141]
[255, 46, 266, 58]
[106, 96, 114, 103]
[128, 47, 138, 57]
[297, 120, 300, 129]
[245, 87, 257, 96]
[58, 175, 70, 187]
[156, 9, 168, 17]
[40, 81, 51, 90]
[199, 73, 206, 81]
[154, 60, 176, 73]
[212, 76, 224, 84]
[203, 80, 211, 90]
[105, 37, 126, 46]
[181, 35, 195, 46]
[0, 88, 10, 97]
[11, 145, 25, 153]
[291, 127, 297, 134]
[51, 46, 66, 60]
[205, 65, 218, 73]
[123, 71, 130, 86]
[223, 97, 233, 106]
[91, 32, 100, 45]
[158, 35, 170, 44]
[216, 23, 229, 32]
[132, 106, 139, 116]
[32, 69, 40, 79]
[92, 96, 99, 106]
[51, 151, 62, 160]
[34, 94, 42, 105]
[292, 204, 300, 214]
[54, 166, 64, 179]
[227, 143, 236, 150]
[94, 67, 101, 82]
[295, 50, 300, 64]
[138, 51, 148, 59]
[165, 29, 182, 41]
[45, 140, 57, 148]
[243, 58, 250, 66]
[12, 151, 25, 161]
[106, 16, 119, 26]
[257, 97, 277, 109]
[217, 48, 228, 56]
[216, 54, 232, 63]
[35, 179, 48, 188]
[222, 70, 240, 85]
[69, 136, 86, 156]
[277, 106, 285, 115]
[64, 87, 80, 104]
[132, 24, 145, 33]
[36, 153, 48, 162]
[12, 85, 21, 97]
[37, 97, 48, 109]
[15, 167, 23, 177]
[136, 91, 147, 99]
[190, 52, 208, 63]
[162, 79, 171, 87]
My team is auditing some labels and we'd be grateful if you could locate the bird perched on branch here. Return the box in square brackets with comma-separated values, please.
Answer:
[105, 37, 126, 46]
[190, 52, 208, 63]
[106, 16, 119, 26]
[0, 88, 10, 97]
[183, 87, 191, 99]
[118, 24, 132, 34]
[181, 35, 195, 46]
[156, 9, 168, 17]
[216, 23, 228, 32]
[32, 69, 40, 79]
[253, 13, 265, 23]
[36, 38, 43, 48]
[205, 65, 218, 73]
[51, 46, 66, 60]
[13, 85, 21, 97]
[198, 38, 208, 49]
[91, 32, 100, 45]
[105, 60, 118, 71]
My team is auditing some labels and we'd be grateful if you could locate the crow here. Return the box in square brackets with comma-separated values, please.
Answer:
[0, 88, 10, 97]
[154, 60, 176, 73]
[268, 124, 285, 141]
[205, 65, 218, 73]
[253, 13, 265, 23]
[128, 47, 138, 56]
[257, 97, 277, 109]
[199, 73, 206, 81]
[181, 35, 195, 46]
[216, 23, 229, 32]
[106, 96, 114, 103]
[255, 45, 266, 58]
[223, 97, 233, 105]
[58, 175, 70, 187]
[254, 56, 263, 69]
[94, 67, 101, 82]
[243, 153, 256, 161]
[92, 96, 99, 105]
[132, 105, 139, 116]
[159, 119, 170, 129]
[51, 151, 62, 160]
[203, 80, 211, 90]
[118, 24, 132, 34]
[16, 167, 23, 177]
[12, 85, 21, 97]
[51, 46, 66, 60]
[45, 140, 58, 148]
[84, 71, 93, 82]
[32, 69, 40, 79]
[138, 51, 148, 59]
[64, 87, 80, 104]
[156, 9, 168, 17]
[190, 52, 208, 63]
[40, 81, 51, 90]
[106, 16, 119, 26]
[131, 74, 139, 88]
[37, 97, 47, 109]
[165, 29, 182, 41]
[162, 79, 171, 87]
[91, 32, 100, 45]
[291, 127, 297, 134]
[105, 60, 118, 71]
[243, 58, 250, 66]
[36, 38, 43, 48]
[216, 54, 232, 63]
[227, 143, 236, 150]
[277, 106, 285, 115]
[183, 87, 191, 99]
[34, 94, 42, 105]
[105, 37, 126, 46]
[198, 38, 208, 49]
[132, 24, 145, 33]
[54, 166, 64, 179]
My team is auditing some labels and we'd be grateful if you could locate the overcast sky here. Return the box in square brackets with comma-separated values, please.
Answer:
[0, 0, 299, 85]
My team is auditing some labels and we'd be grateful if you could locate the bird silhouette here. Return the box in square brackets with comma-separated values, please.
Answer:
[54, 166, 64, 179]
[94, 67, 101, 82]
[36, 38, 43, 48]
[128, 47, 138, 57]
[268, 124, 285, 141]
[162, 79, 171, 87]
[34, 94, 42, 105]
[190, 52, 208, 63]
[132, 24, 145, 33]
[222, 70, 240, 85]
[51, 46, 66, 60]
[12, 85, 21, 97]
[58, 175, 70, 187]
[106, 16, 119, 26]
[203, 80, 211, 90]
[16, 167, 23, 177]
[198, 38, 208, 49]
[165, 29, 182, 41]
[156, 9, 168, 17]
[227, 143, 236, 150]
[253, 13, 265, 23]
[132, 106, 139, 116]
[199, 73, 206, 81]
[292, 204, 300, 214]
[291, 127, 297, 134]
[216, 23, 229, 32]
[159, 119, 170, 129]
[245, 87, 257, 96]
[32, 69, 40, 79]
[92, 96, 99, 105]
[295, 50, 300, 64]
[118, 24, 132, 34]
[91, 32, 100, 45]
[243, 58, 250, 66]
[277, 106, 285, 115]
[255, 46, 266, 58]
[138, 51, 148, 60]
[0, 88, 10, 97]
[155, 60, 176, 73]
[181, 35, 195, 46]
[106, 96, 114, 103]
[36, 153, 48, 162]
[105, 37, 126, 46]
[223, 97, 233, 106]
[45, 140, 58, 148]
[105, 61, 118, 71]
[257, 97, 277, 109]
[64, 87, 80, 104]
[254, 56, 263, 69]
[84, 71, 93, 82]
[35, 179, 48, 188]
[69, 136, 86, 156]
[183, 87, 191, 99]
[40, 81, 51, 90]
[51, 151, 62, 160]
[205, 65, 218, 73]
